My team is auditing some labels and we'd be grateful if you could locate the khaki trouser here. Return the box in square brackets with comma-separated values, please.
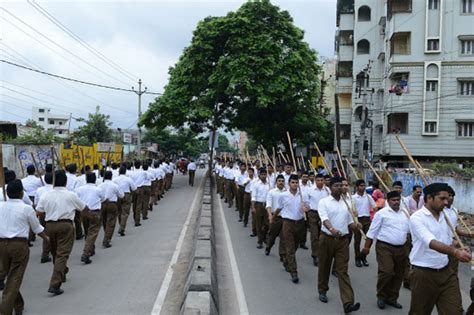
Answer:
[101, 202, 118, 243]
[318, 233, 355, 307]
[354, 216, 371, 260]
[141, 186, 152, 218]
[45, 221, 75, 289]
[0, 239, 29, 315]
[409, 265, 462, 315]
[242, 192, 251, 225]
[219, 177, 225, 198]
[281, 218, 306, 275]
[466, 278, 474, 315]
[189, 170, 196, 186]
[82, 210, 101, 256]
[133, 187, 145, 224]
[117, 193, 132, 232]
[308, 210, 321, 258]
[39, 215, 51, 259]
[236, 186, 245, 219]
[266, 216, 286, 259]
[215, 174, 221, 194]
[254, 202, 269, 245]
[225, 179, 236, 206]
[375, 241, 408, 303]
[74, 210, 83, 239]
[150, 180, 159, 205]
[158, 179, 164, 199]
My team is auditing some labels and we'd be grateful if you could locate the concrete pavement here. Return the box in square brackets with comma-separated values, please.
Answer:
[217, 195, 472, 315]
[13, 169, 205, 315]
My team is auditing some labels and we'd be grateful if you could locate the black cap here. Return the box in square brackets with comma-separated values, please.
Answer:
[276, 174, 284, 180]
[329, 176, 343, 187]
[387, 191, 401, 200]
[446, 185, 455, 196]
[393, 181, 403, 187]
[259, 167, 267, 174]
[6, 179, 23, 195]
[423, 183, 449, 196]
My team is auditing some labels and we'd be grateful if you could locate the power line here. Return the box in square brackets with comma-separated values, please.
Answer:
[0, 7, 133, 87]
[27, 0, 138, 82]
[1, 59, 162, 95]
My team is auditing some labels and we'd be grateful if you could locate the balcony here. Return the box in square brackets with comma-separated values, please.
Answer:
[339, 14, 354, 31]
[387, 0, 412, 20]
[338, 45, 354, 61]
[336, 77, 353, 94]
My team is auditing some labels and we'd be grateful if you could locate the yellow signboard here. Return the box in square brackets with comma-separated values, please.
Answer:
[60, 143, 123, 170]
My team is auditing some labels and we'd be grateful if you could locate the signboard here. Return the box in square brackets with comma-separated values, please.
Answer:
[123, 133, 132, 144]
[97, 142, 116, 152]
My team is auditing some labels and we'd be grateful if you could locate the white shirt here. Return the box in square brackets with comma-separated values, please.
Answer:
[129, 169, 148, 187]
[444, 207, 459, 231]
[318, 195, 354, 235]
[36, 187, 86, 221]
[0, 184, 33, 205]
[113, 175, 137, 194]
[266, 187, 287, 213]
[75, 184, 105, 210]
[409, 206, 452, 269]
[142, 170, 154, 186]
[283, 173, 291, 189]
[251, 179, 271, 203]
[384, 196, 410, 212]
[235, 172, 249, 186]
[93, 169, 101, 179]
[299, 180, 313, 196]
[21, 175, 43, 197]
[245, 177, 257, 193]
[111, 169, 119, 179]
[267, 173, 276, 189]
[34, 184, 53, 205]
[66, 172, 77, 191]
[75, 174, 87, 188]
[187, 162, 197, 171]
[99, 180, 124, 202]
[366, 206, 410, 246]
[0, 199, 44, 238]
[277, 190, 309, 221]
[307, 186, 330, 210]
[352, 193, 376, 217]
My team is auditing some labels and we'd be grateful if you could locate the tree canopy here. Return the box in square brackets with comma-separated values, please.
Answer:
[73, 106, 113, 145]
[141, 0, 333, 151]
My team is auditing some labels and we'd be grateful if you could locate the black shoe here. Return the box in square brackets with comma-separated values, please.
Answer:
[238, 219, 242, 222]
[362, 258, 369, 267]
[76, 235, 84, 240]
[280, 256, 284, 263]
[243, 223, 248, 227]
[283, 261, 289, 272]
[300, 244, 308, 250]
[119, 230, 125, 236]
[312, 256, 318, 266]
[403, 282, 410, 290]
[319, 292, 328, 303]
[41, 256, 52, 264]
[385, 301, 402, 309]
[135, 223, 142, 227]
[256, 243, 263, 249]
[291, 274, 299, 284]
[14, 309, 23, 315]
[81, 255, 92, 264]
[332, 270, 338, 278]
[28, 242, 33, 247]
[103, 242, 112, 248]
[143, 216, 149, 220]
[48, 287, 64, 295]
[344, 302, 360, 313]
[249, 233, 256, 237]
[265, 248, 270, 256]
[355, 259, 363, 268]
[377, 299, 385, 310]
[0, 280, 4, 290]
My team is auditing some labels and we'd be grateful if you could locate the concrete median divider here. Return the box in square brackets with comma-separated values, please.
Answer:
[181, 174, 218, 315]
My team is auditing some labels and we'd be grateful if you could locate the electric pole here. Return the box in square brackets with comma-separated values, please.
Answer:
[132, 79, 147, 157]
[356, 65, 371, 172]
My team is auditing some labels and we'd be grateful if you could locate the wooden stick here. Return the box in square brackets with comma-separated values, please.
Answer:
[18, 156, 25, 178]
[272, 147, 277, 168]
[313, 142, 331, 176]
[30, 152, 44, 186]
[286, 132, 298, 173]
[453, 207, 472, 234]
[365, 159, 390, 192]
[335, 146, 346, 178]
[51, 145, 62, 170]
[50, 145, 56, 186]
[415, 159, 432, 183]
[300, 152, 307, 171]
[296, 155, 302, 171]
[0, 139, 6, 200]
[346, 158, 360, 180]
[333, 153, 342, 177]
[279, 150, 288, 163]
[341, 196, 366, 239]
[80, 148, 86, 173]
[307, 159, 316, 172]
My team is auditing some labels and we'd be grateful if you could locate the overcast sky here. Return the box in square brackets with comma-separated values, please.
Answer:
[0, 0, 336, 131]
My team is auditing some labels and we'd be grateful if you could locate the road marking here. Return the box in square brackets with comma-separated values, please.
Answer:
[151, 171, 205, 315]
[217, 196, 249, 314]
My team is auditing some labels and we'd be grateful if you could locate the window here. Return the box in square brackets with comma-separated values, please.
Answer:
[462, 0, 473, 13]
[58, 130, 63, 135]
[340, 124, 351, 139]
[460, 80, 474, 95]
[461, 39, 474, 55]
[427, 39, 440, 51]
[457, 122, 474, 137]
[38, 108, 45, 113]
[426, 80, 438, 91]
[357, 39, 370, 54]
[390, 32, 411, 56]
[388, 0, 412, 19]
[387, 113, 408, 134]
[358, 6, 371, 21]
[428, 0, 439, 9]
[38, 117, 44, 122]
[49, 120, 54, 125]
[424, 121, 437, 133]
[59, 121, 63, 125]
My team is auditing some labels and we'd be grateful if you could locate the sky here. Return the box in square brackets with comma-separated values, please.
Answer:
[0, 0, 336, 132]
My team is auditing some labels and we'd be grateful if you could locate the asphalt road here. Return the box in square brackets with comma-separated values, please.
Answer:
[11, 169, 205, 315]
[217, 194, 472, 315]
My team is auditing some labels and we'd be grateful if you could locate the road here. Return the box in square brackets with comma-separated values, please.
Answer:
[216, 193, 472, 315]
[16, 169, 205, 315]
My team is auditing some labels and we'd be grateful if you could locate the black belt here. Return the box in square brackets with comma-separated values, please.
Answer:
[377, 240, 405, 248]
[322, 232, 349, 239]
[46, 219, 73, 223]
[283, 218, 305, 223]
[310, 209, 318, 213]
[238, 185, 245, 189]
[255, 201, 265, 205]
[412, 264, 449, 272]
[0, 237, 28, 242]
[90, 209, 101, 213]
[104, 201, 117, 204]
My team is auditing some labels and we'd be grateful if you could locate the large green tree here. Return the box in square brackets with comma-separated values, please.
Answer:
[143, 127, 208, 157]
[73, 106, 113, 145]
[141, 0, 333, 151]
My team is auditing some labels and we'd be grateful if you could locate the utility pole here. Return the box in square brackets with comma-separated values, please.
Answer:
[356, 64, 371, 172]
[132, 79, 147, 158]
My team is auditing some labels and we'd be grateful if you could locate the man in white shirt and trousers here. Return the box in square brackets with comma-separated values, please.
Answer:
[99, 171, 124, 248]
[187, 159, 197, 186]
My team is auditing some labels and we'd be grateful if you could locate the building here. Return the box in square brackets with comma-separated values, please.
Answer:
[32, 106, 70, 138]
[335, 0, 474, 164]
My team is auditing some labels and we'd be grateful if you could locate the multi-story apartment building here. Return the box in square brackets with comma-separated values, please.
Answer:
[32, 106, 70, 138]
[335, 0, 474, 163]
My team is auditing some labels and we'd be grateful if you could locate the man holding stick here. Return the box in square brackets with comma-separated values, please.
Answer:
[265, 175, 287, 259]
[251, 168, 271, 249]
